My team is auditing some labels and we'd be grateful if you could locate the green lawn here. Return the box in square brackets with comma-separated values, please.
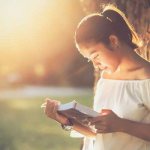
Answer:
[0, 95, 93, 150]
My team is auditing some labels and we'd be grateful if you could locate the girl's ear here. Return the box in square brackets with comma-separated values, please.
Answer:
[109, 35, 119, 49]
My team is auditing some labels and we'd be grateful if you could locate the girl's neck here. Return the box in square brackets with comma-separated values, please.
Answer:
[104, 46, 150, 80]
[115, 46, 148, 73]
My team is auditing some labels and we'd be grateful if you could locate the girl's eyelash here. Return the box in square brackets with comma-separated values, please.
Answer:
[93, 54, 99, 59]
[87, 53, 99, 63]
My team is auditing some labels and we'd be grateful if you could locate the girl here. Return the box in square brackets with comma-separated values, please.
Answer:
[42, 5, 150, 150]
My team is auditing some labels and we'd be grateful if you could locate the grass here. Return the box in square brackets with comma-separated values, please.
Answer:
[0, 95, 93, 150]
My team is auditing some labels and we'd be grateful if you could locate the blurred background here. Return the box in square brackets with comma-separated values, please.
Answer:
[0, 0, 149, 150]
[0, 0, 94, 88]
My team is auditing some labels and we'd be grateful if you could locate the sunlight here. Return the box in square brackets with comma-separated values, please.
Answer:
[0, 0, 47, 42]
[0, 0, 78, 85]
[34, 64, 45, 77]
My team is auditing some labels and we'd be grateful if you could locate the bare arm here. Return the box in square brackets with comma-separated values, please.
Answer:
[91, 109, 150, 141]
[120, 119, 150, 141]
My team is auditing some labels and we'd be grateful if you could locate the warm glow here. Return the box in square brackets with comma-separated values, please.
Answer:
[34, 64, 45, 77]
[0, 65, 11, 75]
[0, 0, 79, 85]
[0, 0, 48, 48]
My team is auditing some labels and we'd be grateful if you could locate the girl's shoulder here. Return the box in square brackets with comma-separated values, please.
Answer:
[101, 64, 150, 81]
[141, 61, 150, 78]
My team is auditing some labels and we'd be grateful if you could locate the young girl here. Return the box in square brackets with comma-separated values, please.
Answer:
[42, 5, 150, 150]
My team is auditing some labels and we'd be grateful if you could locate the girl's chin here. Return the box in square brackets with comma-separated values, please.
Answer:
[102, 67, 113, 74]
[104, 69, 112, 74]
[94, 66, 113, 73]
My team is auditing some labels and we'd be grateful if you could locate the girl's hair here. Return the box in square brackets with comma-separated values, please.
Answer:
[75, 5, 141, 49]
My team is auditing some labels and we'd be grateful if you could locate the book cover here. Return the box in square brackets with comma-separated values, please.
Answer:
[57, 100, 100, 132]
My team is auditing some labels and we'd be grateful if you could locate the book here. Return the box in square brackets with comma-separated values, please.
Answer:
[57, 100, 100, 132]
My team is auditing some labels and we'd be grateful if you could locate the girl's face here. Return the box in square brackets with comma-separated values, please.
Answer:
[78, 42, 121, 73]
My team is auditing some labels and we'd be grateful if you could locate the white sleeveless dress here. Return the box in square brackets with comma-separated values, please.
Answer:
[82, 77, 150, 150]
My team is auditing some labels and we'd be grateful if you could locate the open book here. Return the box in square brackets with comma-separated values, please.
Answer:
[57, 100, 100, 132]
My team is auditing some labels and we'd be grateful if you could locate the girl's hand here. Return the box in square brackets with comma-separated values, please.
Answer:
[90, 109, 123, 133]
[41, 98, 68, 125]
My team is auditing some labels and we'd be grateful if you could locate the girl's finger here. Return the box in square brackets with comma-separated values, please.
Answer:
[41, 103, 46, 108]
[95, 124, 106, 130]
[96, 124, 109, 133]
[45, 98, 52, 102]
[52, 104, 59, 113]
[90, 116, 103, 124]
[101, 109, 112, 115]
